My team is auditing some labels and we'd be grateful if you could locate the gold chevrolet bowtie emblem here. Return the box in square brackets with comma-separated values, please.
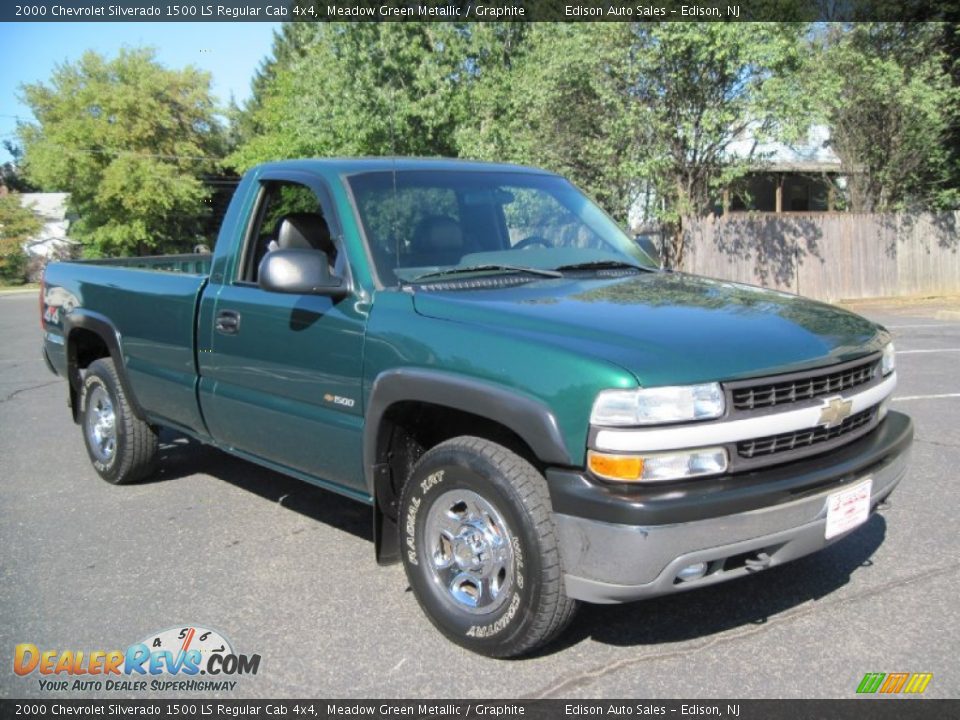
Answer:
[819, 396, 853, 429]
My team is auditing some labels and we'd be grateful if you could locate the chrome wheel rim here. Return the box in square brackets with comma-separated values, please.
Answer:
[85, 385, 116, 463]
[423, 488, 515, 615]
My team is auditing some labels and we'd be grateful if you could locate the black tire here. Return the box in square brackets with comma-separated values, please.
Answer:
[399, 436, 579, 657]
[80, 357, 158, 485]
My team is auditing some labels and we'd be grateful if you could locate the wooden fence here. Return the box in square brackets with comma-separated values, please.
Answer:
[681, 211, 960, 301]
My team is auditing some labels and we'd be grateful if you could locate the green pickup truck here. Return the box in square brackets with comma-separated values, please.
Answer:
[40, 158, 912, 657]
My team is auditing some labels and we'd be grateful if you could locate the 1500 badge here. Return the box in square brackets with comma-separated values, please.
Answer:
[324, 393, 355, 408]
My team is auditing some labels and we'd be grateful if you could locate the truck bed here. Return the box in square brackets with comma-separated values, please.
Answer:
[42, 258, 210, 435]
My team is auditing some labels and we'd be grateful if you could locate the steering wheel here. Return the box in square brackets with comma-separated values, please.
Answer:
[513, 236, 552, 250]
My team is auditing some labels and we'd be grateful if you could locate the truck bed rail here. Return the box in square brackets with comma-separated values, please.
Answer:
[73, 253, 212, 275]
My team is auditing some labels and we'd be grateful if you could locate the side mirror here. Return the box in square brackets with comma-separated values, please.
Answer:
[635, 235, 663, 268]
[258, 248, 346, 297]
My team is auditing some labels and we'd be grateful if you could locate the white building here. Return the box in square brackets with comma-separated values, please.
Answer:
[19, 192, 79, 259]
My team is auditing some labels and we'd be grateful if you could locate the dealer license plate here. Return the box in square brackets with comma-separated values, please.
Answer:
[825, 478, 873, 540]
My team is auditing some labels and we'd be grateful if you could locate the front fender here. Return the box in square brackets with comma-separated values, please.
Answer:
[363, 368, 572, 492]
[364, 368, 573, 565]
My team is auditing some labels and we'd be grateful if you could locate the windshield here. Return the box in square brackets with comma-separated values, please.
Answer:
[346, 169, 657, 286]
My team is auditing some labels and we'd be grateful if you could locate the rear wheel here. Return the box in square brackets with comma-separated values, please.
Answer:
[399, 436, 578, 657]
[81, 357, 158, 484]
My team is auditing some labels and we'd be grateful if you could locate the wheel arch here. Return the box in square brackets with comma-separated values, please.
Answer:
[364, 368, 572, 565]
[64, 310, 146, 424]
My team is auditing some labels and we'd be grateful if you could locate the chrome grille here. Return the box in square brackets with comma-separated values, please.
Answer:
[737, 408, 876, 459]
[731, 358, 879, 411]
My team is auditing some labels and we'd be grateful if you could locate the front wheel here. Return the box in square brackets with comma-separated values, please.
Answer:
[80, 357, 158, 484]
[399, 436, 578, 657]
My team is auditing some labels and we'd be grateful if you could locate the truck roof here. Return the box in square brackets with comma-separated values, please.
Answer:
[253, 157, 559, 176]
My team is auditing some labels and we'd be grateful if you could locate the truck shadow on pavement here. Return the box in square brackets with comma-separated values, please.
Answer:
[148, 430, 887, 657]
[539, 514, 887, 656]
[149, 430, 372, 543]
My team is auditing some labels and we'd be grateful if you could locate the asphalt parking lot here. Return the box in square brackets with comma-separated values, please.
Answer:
[1, 290, 958, 700]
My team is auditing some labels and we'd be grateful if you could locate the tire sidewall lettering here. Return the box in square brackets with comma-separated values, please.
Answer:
[404, 495, 421, 566]
[420, 469, 444, 495]
[466, 591, 521, 638]
[512, 535, 525, 590]
[402, 462, 534, 643]
[405, 470, 444, 565]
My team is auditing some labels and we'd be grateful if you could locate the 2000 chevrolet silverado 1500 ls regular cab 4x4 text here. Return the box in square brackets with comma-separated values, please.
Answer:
[40, 159, 912, 657]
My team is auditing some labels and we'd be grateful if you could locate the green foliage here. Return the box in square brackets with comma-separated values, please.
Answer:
[227, 21, 317, 154]
[1, 142, 37, 193]
[627, 23, 815, 214]
[458, 24, 639, 224]
[822, 23, 960, 212]
[17, 48, 225, 257]
[227, 20, 960, 267]
[0, 193, 42, 283]
[229, 23, 479, 169]
[462, 23, 814, 265]
[261, 183, 320, 233]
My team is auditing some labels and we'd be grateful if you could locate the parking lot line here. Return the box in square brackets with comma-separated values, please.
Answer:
[893, 393, 960, 402]
[895, 349, 960, 354]
[887, 324, 958, 329]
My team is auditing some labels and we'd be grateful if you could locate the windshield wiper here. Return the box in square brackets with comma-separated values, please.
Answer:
[553, 260, 655, 273]
[411, 264, 563, 282]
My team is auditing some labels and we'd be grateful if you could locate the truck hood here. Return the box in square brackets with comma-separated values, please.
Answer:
[411, 272, 887, 386]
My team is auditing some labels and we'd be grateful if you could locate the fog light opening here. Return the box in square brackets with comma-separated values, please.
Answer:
[675, 561, 708, 583]
[877, 398, 890, 421]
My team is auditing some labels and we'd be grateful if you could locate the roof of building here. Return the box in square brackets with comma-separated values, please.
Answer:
[19, 192, 70, 221]
[727, 125, 842, 173]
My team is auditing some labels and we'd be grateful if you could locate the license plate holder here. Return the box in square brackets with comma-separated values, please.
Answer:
[825, 478, 873, 540]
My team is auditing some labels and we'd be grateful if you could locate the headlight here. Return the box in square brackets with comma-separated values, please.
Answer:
[590, 383, 725, 426]
[588, 447, 728, 483]
[881, 343, 896, 376]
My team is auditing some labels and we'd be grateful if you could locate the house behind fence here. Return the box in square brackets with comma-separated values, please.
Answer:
[682, 212, 960, 302]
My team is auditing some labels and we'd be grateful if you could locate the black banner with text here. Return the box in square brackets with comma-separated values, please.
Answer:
[3, 0, 960, 23]
[1, 700, 958, 720]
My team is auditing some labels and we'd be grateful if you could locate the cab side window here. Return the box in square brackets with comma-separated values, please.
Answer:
[240, 181, 338, 284]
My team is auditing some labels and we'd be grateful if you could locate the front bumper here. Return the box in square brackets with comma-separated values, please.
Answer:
[549, 411, 912, 603]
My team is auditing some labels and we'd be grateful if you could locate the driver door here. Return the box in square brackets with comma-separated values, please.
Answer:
[197, 173, 368, 495]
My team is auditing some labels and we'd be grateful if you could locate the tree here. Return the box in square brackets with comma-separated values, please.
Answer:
[461, 24, 815, 265]
[0, 194, 42, 284]
[823, 23, 960, 212]
[457, 24, 638, 223]
[230, 23, 466, 169]
[226, 21, 318, 154]
[229, 22, 535, 171]
[1, 142, 38, 193]
[17, 48, 225, 257]
[629, 23, 815, 265]
[235, 21, 821, 268]
[943, 23, 960, 205]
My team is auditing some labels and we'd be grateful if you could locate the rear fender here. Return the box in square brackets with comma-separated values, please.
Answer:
[64, 310, 146, 423]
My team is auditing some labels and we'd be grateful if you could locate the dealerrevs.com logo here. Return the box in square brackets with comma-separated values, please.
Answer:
[13, 626, 261, 693]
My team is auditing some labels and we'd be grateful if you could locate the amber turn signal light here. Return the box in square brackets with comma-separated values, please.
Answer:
[587, 451, 644, 482]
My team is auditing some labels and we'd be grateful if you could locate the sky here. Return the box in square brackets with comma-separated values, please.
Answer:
[0, 21, 283, 163]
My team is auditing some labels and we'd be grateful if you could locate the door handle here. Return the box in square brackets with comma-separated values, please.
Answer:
[215, 309, 241, 335]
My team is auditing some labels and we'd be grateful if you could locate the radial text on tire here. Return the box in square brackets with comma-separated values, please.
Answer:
[398, 436, 579, 657]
